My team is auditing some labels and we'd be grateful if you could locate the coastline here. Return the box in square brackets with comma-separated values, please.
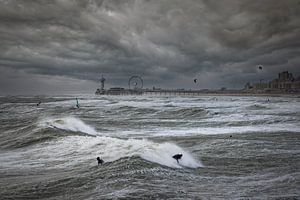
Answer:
[181, 92, 300, 97]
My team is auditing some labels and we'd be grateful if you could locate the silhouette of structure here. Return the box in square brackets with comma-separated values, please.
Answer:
[95, 72, 300, 96]
[128, 75, 143, 90]
[95, 75, 106, 95]
[248, 71, 300, 93]
[96, 75, 144, 95]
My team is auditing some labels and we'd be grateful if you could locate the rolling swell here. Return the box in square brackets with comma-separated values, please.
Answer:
[110, 106, 209, 119]
[1, 95, 299, 199]
[0, 117, 95, 149]
[246, 104, 270, 110]
[114, 106, 158, 116]
[158, 107, 209, 119]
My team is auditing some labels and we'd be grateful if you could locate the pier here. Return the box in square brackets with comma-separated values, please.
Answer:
[95, 75, 241, 96]
[95, 88, 243, 96]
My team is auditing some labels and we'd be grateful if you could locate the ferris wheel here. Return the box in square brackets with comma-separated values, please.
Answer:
[128, 75, 143, 90]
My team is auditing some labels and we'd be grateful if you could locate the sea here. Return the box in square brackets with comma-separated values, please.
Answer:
[0, 95, 299, 199]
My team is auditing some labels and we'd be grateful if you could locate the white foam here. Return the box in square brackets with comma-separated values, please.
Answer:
[40, 117, 97, 135]
[2, 136, 202, 169]
[140, 141, 202, 168]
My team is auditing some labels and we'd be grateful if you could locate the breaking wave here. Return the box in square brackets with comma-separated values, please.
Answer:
[38, 117, 202, 169]
[40, 117, 97, 135]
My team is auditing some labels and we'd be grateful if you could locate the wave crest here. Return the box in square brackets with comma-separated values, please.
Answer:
[40, 117, 97, 135]
[38, 117, 202, 169]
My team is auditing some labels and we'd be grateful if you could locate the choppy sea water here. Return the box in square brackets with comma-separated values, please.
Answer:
[0, 95, 299, 199]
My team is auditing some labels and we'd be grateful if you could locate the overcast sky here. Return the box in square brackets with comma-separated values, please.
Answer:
[0, 0, 300, 94]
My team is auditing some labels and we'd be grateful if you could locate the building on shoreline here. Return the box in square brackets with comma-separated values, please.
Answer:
[248, 71, 300, 93]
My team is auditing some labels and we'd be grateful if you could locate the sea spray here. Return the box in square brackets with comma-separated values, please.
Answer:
[40, 117, 97, 135]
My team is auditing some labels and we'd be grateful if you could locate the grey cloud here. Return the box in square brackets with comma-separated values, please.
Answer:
[0, 0, 300, 94]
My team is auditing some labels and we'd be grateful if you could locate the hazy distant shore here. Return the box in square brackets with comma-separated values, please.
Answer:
[186, 92, 300, 97]
[1, 91, 300, 98]
[143, 90, 300, 97]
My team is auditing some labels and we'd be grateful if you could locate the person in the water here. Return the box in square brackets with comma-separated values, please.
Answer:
[37, 101, 41, 106]
[97, 157, 104, 165]
[172, 154, 183, 163]
[76, 98, 79, 108]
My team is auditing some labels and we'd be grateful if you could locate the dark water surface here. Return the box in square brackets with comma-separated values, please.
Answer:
[0, 95, 299, 199]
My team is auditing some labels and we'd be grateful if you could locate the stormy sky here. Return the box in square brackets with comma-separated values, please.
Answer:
[0, 0, 300, 94]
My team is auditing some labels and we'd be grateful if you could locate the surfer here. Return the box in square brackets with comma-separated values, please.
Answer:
[76, 98, 79, 108]
[172, 154, 183, 163]
[37, 101, 41, 106]
[97, 157, 104, 165]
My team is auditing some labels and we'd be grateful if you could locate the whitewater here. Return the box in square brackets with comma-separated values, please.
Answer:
[0, 95, 299, 199]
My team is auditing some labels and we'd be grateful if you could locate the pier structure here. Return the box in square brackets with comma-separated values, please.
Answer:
[95, 88, 242, 96]
[95, 75, 246, 96]
[95, 75, 106, 95]
[143, 89, 206, 96]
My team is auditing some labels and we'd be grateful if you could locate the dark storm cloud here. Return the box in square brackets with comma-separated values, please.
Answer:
[0, 0, 300, 93]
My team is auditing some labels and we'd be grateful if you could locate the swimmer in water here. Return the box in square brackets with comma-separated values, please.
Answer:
[172, 154, 183, 163]
[97, 157, 104, 165]
[76, 98, 79, 108]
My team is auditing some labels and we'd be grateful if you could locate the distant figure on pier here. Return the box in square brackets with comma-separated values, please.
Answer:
[76, 98, 80, 108]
